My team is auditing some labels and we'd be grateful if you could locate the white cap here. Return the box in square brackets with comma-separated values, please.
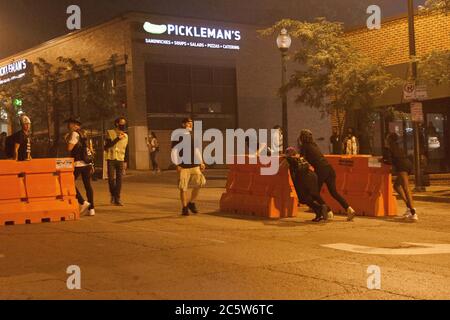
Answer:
[21, 116, 31, 125]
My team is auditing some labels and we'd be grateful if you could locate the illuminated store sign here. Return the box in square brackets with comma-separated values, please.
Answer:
[143, 22, 241, 51]
[0, 59, 30, 85]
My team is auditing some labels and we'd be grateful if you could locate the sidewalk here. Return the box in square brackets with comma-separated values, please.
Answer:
[410, 186, 450, 204]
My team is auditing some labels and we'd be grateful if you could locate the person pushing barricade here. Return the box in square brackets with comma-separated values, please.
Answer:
[298, 129, 356, 221]
[65, 118, 95, 217]
[282, 147, 329, 222]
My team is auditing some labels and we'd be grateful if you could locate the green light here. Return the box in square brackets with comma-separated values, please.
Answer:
[13, 98, 23, 107]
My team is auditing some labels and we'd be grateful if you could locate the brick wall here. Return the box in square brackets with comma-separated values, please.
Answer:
[346, 13, 450, 66]
[0, 18, 130, 69]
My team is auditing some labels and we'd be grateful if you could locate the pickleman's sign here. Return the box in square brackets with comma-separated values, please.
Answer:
[143, 21, 242, 51]
[0, 59, 32, 85]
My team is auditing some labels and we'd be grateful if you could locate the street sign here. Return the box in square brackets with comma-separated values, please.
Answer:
[415, 84, 428, 100]
[403, 82, 416, 101]
[410, 102, 424, 122]
[403, 82, 428, 101]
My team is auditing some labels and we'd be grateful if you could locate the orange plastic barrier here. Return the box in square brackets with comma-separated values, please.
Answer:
[220, 156, 299, 218]
[321, 155, 397, 217]
[0, 158, 80, 226]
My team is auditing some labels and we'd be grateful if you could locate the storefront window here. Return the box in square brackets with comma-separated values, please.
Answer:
[381, 99, 450, 173]
[146, 63, 238, 130]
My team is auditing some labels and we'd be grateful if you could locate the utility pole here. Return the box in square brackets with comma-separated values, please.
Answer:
[281, 51, 289, 150]
[407, 0, 426, 192]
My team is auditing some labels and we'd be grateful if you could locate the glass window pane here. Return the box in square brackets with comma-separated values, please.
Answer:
[147, 64, 169, 84]
[169, 64, 190, 84]
[192, 66, 213, 85]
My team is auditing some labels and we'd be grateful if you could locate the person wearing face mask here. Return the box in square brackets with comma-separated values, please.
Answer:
[104, 117, 129, 206]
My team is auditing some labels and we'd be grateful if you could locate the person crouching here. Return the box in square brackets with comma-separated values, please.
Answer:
[282, 147, 329, 222]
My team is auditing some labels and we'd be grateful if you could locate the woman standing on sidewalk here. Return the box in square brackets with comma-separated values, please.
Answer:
[298, 129, 356, 221]
[382, 133, 418, 221]
[146, 132, 161, 174]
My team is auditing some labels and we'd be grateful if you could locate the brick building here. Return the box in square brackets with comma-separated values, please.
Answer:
[345, 12, 450, 173]
[0, 12, 331, 169]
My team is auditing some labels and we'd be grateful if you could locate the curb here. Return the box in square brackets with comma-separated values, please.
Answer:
[411, 195, 450, 204]
[397, 194, 450, 204]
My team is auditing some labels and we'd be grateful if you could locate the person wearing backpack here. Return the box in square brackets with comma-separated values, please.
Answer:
[65, 118, 95, 217]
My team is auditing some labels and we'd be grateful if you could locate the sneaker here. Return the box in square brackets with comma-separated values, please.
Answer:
[327, 210, 334, 221]
[110, 196, 115, 205]
[114, 200, 124, 207]
[87, 209, 96, 217]
[319, 205, 329, 221]
[182, 207, 190, 216]
[187, 202, 199, 214]
[312, 216, 325, 223]
[346, 207, 356, 221]
[405, 212, 419, 221]
[80, 201, 90, 215]
[403, 208, 411, 217]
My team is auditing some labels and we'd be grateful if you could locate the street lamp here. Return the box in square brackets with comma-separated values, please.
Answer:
[407, 0, 426, 192]
[277, 28, 292, 151]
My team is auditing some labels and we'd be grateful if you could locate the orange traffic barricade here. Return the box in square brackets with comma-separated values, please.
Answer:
[321, 155, 397, 217]
[220, 156, 299, 219]
[0, 158, 80, 226]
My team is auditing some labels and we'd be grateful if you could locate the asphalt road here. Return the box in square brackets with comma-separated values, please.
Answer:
[1, 170, 449, 300]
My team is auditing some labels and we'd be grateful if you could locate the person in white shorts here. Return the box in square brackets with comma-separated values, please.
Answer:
[171, 118, 206, 216]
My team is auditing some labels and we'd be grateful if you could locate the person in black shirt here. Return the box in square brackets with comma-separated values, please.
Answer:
[13, 116, 32, 161]
[329, 127, 342, 155]
[298, 129, 356, 221]
[282, 147, 328, 222]
[65, 118, 95, 217]
[171, 118, 206, 216]
[0, 132, 7, 159]
[382, 133, 417, 221]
